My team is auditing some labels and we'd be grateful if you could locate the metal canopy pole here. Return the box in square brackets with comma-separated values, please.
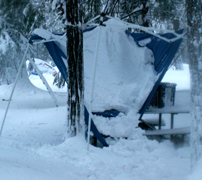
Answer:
[105, 15, 186, 43]
[28, 58, 59, 107]
[0, 44, 30, 136]
[87, 16, 104, 150]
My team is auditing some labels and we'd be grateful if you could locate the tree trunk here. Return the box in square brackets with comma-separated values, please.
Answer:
[186, 0, 202, 169]
[65, 0, 84, 136]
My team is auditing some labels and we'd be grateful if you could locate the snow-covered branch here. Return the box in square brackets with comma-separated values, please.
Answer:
[121, 5, 143, 20]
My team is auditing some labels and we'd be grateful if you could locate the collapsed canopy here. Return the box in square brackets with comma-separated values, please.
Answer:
[29, 25, 183, 146]
[30, 27, 183, 117]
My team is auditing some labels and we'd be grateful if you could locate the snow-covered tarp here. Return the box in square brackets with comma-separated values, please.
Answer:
[83, 22, 157, 112]
[31, 21, 157, 113]
[31, 19, 183, 118]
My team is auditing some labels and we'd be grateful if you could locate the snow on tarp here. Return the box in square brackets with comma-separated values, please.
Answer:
[84, 23, 157, 112]
[30, 23, 156, 113]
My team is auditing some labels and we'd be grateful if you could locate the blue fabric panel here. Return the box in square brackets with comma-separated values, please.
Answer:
[92, 109, 120, 118]
[83, 26, 96, 33]
[29, 28, 97, 81]
[126, 29, 184, 73]
[138, 40, 183, 119]
[84, 107, 109, 147]
[29, 34, 44, 42]
[43, 42, 67, 81]
[29, 34, 68, 81]
[126, 30, 184, 119]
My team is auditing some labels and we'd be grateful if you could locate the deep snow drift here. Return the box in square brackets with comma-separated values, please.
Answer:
[0, 63, 195, 180]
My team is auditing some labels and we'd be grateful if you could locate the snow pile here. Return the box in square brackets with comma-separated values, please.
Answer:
[188, 158, 202, 180]
[93, 110, 139, 137]
[34, 133, 190, 180]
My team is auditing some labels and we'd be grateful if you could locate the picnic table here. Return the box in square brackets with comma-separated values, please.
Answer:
[143, 105, 190, 136]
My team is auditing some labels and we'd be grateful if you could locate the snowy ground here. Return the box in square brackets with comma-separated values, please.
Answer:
[1, 63, 201, 180]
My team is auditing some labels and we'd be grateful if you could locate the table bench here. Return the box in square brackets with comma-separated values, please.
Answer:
[142, 106, 190, 136]
[143, 117, 166, 127]
[145, 106, 190, 130]
[143, 127, 191, 136]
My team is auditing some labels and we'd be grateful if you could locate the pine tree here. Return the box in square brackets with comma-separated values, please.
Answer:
[186, 0, 202, 169]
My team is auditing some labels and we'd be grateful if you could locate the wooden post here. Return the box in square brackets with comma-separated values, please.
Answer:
[158, 113, 162, 130]
[171, 113, 174, 129]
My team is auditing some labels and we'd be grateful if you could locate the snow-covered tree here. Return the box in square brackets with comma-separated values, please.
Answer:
[119, 0, 150, 26]
[101, 0, 150, 26]
[83, 0, 102, 23]
[186, 0, 202, 169]
[44, 0, 65, 32]
[0, 0, 45, 84]
[151, 0, 185, 30]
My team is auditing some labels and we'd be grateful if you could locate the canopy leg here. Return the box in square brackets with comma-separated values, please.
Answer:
[0, 44, 30, 136]
[28, 58, 58, 107]
[87, 25, 102, 150]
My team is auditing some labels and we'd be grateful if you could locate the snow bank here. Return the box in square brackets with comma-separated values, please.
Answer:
[35, 133, 190, 180]
[188, 157, 202, 180]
